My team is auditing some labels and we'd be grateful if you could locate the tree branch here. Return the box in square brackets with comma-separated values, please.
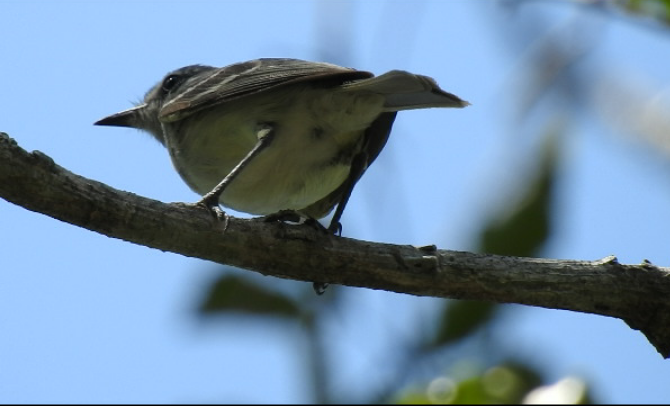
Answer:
[2, 132, 670, 358]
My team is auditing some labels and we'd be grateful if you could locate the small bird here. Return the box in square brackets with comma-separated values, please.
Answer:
[95, 58, 467, 236]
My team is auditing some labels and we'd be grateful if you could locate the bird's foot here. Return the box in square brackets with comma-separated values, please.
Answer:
[196, 195, 230, 230]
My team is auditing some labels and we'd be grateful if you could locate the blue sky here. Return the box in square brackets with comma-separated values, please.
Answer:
[2, 0, 670, 403]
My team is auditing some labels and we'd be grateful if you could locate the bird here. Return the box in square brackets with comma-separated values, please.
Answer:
[95, 58, 468, 293]
[95, 58, 468, 237]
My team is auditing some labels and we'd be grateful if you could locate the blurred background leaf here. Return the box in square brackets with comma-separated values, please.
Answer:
[479, 131, 558, 258]
[431, 300, 499, 348]
[198, 273, 301, 318]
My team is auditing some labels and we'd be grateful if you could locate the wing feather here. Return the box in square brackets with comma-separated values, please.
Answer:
[159, 58, 372, 121]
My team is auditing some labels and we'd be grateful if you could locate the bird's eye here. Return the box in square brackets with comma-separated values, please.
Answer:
[162, 74, 181, 93]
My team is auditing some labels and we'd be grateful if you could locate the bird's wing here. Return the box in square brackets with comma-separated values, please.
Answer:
[159, 58, 372, 121]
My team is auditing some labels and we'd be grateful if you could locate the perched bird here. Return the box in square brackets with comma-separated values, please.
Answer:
[95, 58, 467, 236]
[95, 58, 468, 293]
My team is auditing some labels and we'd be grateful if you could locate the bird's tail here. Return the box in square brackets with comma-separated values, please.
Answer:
[340, 70, 469, 111]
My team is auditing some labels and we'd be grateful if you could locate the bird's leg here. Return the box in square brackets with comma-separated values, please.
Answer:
[326, 150, 368, 235]
[197, 123, 275, 219]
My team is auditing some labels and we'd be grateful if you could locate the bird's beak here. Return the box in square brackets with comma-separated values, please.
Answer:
[94, 104, 147, 128]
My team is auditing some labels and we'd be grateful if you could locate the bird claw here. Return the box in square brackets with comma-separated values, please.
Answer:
[196, 197, 230, 231]
[327, 220, 342, 236]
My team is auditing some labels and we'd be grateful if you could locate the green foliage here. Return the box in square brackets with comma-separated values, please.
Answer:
[614, 0, 670, 25]
[198, 273, 301, 318]
[431, 300, 498, 347]
[480, 135, 558, 258]
[393, 364, 591, 404]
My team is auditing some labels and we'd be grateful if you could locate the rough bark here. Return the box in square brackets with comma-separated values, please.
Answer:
[1, 132, 669, 358]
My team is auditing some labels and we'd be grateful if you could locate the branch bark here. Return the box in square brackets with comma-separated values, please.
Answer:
[2, 132, 670, 358]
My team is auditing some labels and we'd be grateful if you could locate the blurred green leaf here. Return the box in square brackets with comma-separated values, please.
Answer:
[613, 0, 670, 26]
[394, 391, 433, 405]
[450, 377, 493, 404]
[431, 300, 498, 347]
[198, 274, 301, 318]
[394, 362, 549, 405]
[450, 362, 545, 404]
[483, 362, 543, 403]
[479, 134, 559, 258]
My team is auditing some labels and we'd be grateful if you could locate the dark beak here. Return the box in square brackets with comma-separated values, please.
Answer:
[94, 104, 147, 128]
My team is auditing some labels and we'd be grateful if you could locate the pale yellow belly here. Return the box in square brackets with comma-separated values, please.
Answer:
[166, 85, 384, 216]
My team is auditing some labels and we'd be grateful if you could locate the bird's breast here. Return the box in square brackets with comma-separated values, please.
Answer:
[164, 85, 385, 216]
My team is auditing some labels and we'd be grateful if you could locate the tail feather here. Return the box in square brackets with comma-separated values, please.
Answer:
[340, 70, 469, 111]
